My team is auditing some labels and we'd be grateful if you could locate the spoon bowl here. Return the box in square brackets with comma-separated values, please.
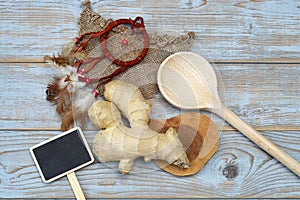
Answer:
[157, 52, 221, 110]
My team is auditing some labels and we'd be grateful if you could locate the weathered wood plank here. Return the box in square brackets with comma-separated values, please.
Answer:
[0, 0, 299, 62]
[0, 130, 299, 198]
[1, 0, 299, 199]
[0, 63, 299, 130]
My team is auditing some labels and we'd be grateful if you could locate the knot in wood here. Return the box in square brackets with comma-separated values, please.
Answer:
[222, 164, 238, 180]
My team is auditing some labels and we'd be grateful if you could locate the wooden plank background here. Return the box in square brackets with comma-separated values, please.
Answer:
[0, 0, 299, 198]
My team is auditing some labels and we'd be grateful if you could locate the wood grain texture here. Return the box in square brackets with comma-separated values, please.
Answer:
[0, 130, 299, 198]
[1, 0, 300, 198]
[0, 63, 299, 130]
[214, 105, 300, 177]
[0, 0, 299, 62]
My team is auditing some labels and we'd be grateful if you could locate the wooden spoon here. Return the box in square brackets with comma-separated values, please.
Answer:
[157, 51, 300, 177]
[149, 113, 219, 176]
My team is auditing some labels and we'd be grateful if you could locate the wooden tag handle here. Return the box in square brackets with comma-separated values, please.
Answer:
[213, 104, 300, 177]
[67, 172, 86, 200]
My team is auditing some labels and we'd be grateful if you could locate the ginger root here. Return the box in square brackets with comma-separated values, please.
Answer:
[104, 80, 152, 127]
[88, 80, 189, 174]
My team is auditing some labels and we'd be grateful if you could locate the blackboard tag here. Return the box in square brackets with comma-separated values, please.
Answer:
[30, 127, 94, 183]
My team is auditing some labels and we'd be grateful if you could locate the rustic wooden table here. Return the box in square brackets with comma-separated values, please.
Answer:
[1, 0, 299, 199]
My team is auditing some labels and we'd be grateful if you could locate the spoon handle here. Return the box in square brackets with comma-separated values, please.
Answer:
[213, 104, 300, 177]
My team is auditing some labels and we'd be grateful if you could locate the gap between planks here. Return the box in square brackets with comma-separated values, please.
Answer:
[1, 126, 300, 132]
[1, 58, 300, 64]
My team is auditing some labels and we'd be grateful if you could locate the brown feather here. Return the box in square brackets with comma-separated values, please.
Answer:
[55, 85, 72, 115]
[46, 76, 62, 102]
[44, 40, 86, 68]
[44, 55, 69, 67]
[61, 104, 74, 131]
[46, 77, 74, 131]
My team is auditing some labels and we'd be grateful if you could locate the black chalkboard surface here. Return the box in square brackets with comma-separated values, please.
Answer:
[30, 127, 94, 183]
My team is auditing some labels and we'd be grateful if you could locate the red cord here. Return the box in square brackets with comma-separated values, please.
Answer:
[74, 16, 149, 96]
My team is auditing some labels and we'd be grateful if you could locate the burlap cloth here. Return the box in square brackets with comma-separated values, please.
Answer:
[74, 1, 195, 98]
